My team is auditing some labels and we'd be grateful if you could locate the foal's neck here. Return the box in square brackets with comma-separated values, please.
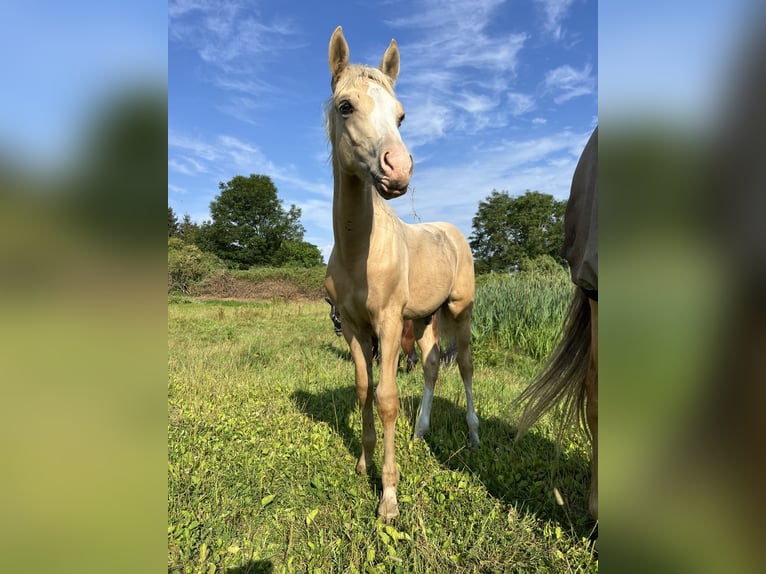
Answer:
[332, 168, 395, 261]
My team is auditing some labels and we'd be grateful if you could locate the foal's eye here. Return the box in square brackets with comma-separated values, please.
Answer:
[397, 113, 405, 127]
[338, 101, 354, 115]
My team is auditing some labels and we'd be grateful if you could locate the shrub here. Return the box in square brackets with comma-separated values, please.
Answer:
[168, 238, 223, 294]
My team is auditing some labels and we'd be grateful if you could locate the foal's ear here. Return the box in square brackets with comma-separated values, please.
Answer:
[380, 39, 400, 85]
[328, 26, 349, 89]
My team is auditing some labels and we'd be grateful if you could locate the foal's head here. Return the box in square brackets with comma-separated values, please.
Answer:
[326, 26, 413, 200]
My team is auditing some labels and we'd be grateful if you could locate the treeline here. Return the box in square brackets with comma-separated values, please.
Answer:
[169, 174, 569, 294]
[168, 174, 324, 293]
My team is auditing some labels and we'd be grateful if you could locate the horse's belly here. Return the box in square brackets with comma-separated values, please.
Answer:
[402, 283, 451, 319]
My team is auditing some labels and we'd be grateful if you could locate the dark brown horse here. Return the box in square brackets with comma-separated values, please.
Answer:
[514, 127, 598, 519]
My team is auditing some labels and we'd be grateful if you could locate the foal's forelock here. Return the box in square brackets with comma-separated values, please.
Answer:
[332, 65, 395, 97]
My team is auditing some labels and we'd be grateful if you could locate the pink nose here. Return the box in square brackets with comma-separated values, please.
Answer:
[381, 148, 413, 188]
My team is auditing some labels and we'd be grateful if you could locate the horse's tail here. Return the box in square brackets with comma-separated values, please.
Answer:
[514, 288, 591, 440]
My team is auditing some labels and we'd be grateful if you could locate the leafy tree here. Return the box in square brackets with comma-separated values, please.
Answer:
[469, 190, 566, 274]
[178, 213, 200, 244]
[200, 174, 314, 268]
[168, 206, 179, 237]
[273, 240, 324, 267]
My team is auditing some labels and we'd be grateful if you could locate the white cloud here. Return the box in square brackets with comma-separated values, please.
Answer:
[400, 100, 451, 148]
[544, 63, 595, 103]
[382, 0, 528, 147]
[456, 92, 496, 116]
[214, 135, 272, 172]
[213, 76, 277, 96]
[168, 156, 206, 176]
[391, 129, 592, 237]
[168, 184, 187, 195]
[168, 131, 220, 161]
[507, 93, 536, 116]
[295, 198, 334, 234]
[536, 0, 576, 41]
[169, 130, 333, 200]
[168, 0, 215, 19]
[169, 3, 301, 124]
[169, 1, 297, 78]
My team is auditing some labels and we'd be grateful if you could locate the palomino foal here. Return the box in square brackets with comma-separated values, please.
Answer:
[323, 27, 479, 521]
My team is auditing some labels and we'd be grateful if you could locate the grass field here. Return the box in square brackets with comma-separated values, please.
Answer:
[168, 284, 597, 573]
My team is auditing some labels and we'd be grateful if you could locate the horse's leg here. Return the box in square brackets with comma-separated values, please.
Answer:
[402, 320, 418, 372]
[586, 298, 598, 519]
[449, 305, 480, 448]
[346, 330, 376, 476]
[375, 315, 403, 521]
[412, 317, 440, 439]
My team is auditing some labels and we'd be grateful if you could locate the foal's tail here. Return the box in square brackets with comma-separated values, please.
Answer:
[513, 288, 591, 440]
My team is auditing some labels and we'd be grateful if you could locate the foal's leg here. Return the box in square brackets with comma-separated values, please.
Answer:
[413, 317, 440, 439]
[375, 315, 404, 521]
[347, 331, 376, 475]
[586, 298, 598, 520]
[450, 306, 480, 448]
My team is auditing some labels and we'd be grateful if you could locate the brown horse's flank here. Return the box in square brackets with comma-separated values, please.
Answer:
[513, 128, 598, 520]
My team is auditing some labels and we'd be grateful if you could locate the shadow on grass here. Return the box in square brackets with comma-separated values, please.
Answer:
[320, 340, 427, 374]
[321, 341, 352, 362]
[291, 383, 595, 538]
[225, 560, 273, 574]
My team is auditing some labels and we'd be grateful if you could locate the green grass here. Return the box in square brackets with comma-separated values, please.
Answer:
[168, 297, 597, 573]
[472, 269, 574, 362]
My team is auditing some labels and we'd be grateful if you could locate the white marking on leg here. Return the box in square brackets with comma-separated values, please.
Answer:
[414, 385, 434, 438]
[464, 381, 480, 448]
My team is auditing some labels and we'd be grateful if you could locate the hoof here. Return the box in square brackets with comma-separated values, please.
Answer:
[377, 500, 399, 522]
[377, 488, 399, 521]
[413, 421, 429, 440]
[467, 432, 480, 450]
[356, 455, 369, 475]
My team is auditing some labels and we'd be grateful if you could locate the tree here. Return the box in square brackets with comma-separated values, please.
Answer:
[168, 206, 179, 237]
[178, 213, 200, 244]
[200, 174, 315, 268]
[273, 240, 324, 267]
[469, 190, 566, 274]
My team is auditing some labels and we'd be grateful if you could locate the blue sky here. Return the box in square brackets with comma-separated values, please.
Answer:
[169, 0, 598, 263]
[0, 1, 167, 167]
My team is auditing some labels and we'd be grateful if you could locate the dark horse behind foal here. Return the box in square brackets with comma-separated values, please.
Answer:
[513, 127, 598, 520]
[324, 297, 454, 372]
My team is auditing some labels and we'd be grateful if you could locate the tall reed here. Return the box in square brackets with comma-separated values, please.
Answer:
[471, 267, 574, 361]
